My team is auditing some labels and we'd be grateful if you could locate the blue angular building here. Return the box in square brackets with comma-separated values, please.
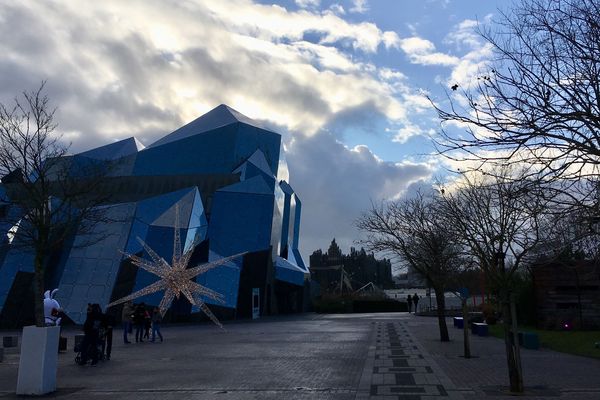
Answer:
[0, 105, 308, 325]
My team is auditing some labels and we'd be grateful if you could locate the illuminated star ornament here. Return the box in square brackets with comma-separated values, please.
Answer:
[108, 207, 245, 328]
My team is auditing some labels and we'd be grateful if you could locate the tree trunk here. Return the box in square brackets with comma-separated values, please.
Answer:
[33, 251, 46, 327]
[434, 287, 449, 342]
[461, 298, 470, 358]
[574, 269, 583, 329]
[501, 292, 524, 393]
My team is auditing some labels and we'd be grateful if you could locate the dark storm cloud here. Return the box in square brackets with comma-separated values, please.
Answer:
[182, 45, 332, 119]
[324, 101, 388, 138]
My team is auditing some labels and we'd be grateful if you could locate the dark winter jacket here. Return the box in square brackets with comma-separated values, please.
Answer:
[83, 304, 103, 336]
[133, 304, 147, 325]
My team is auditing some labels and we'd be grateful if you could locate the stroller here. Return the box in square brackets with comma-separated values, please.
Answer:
[75, 326, 107, 365]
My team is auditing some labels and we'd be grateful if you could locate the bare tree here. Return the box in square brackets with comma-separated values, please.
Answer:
[0, 83, 109, 327]
[437, 169, 549, 393]
[431, 0, 600, 184]
[356, 192, 466, 342]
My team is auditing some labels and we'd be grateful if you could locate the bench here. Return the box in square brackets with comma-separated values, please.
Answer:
[2, 336, 18, 348]
[471, 322, 488, 336]
[453, 317, 464, 329]
[518, 332, 540, 350]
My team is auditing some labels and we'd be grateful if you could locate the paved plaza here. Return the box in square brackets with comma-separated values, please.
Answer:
[1, 313, 599, 399]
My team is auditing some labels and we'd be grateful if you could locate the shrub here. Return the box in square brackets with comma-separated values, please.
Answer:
[312, 294, 407, 313]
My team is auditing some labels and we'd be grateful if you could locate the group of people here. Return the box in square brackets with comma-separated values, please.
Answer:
[79, 303, 114, 366]
[406, 293, 420, 313]
[120, 301, 163, 344]
[77, 301, 164, 366]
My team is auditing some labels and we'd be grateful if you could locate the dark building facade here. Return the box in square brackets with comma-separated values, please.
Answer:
[310, 239, 393, 295]
[533, 261, 600, 329]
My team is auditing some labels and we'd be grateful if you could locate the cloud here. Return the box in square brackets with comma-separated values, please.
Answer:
[295, 0, 320, 8]
[286, 132, 435, 259]
[382, 31, 401, 50]
[426, 0, 451, 8]
[378, 68, 407, 82]
[0, 0, 416, 147]
[393, 122, 428, 144]
[444, 19, 481, 50]
[350, 0, 369, 14]
[399, 37, 459, 66]
[447, 43, 493, 90]
[444, 18, 494, 89]
[203, 0, 392, 53]
[329, 3, 345, 15]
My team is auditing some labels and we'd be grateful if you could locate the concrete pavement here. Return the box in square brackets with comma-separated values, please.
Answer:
[0, 313, 598, 399]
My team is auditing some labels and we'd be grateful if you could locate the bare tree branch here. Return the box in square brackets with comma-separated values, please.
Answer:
[0, 83, 113, 326]
[430, 0, 600, 185]
[356, 192, 468, 342]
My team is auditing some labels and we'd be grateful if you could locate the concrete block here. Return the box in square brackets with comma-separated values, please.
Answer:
[518, 332, 540, 350]
[16, 326, 60, 395]
[472, 322, 488, 336]
[453, 317, 463, 329]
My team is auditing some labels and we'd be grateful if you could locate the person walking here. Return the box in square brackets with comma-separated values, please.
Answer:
[79, 304, 103, 366]
[406, 294, 413, 313]
[151, 307, 163, 343]
[134, 303, 146, 343]
[102, 309, 115, 360]
[412, 293, 420, 313]
[121, 301, 133, 344]
[143, 307, 151, 340]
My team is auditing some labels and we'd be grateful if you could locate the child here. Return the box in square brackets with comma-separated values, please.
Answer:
[151, 307, 163, 343]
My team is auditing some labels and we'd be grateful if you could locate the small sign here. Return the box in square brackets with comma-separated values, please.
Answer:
[252, 288, 260, 320]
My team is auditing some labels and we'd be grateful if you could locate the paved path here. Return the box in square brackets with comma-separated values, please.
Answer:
[353, 318, 464, 400]
[0, 313, 599, 399]
[405, 316, 600, 400]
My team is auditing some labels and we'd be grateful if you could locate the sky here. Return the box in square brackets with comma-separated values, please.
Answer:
[0, 0, 510, 271]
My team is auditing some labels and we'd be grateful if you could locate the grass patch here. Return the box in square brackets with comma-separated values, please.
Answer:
[488, 324, 600, 359]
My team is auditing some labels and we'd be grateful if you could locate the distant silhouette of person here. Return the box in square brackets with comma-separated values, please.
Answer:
[102, 309, 115, 360]
[412, 293, 420, 313]
[406, 294, 413, 313]
[143, 308, 151, 340]
[121, 301, 133, 344]
[134, 303, 146, 343]
[151, 307, 163, 343]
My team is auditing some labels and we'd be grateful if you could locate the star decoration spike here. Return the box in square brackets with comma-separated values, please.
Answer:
[108, 205, 246, 329]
